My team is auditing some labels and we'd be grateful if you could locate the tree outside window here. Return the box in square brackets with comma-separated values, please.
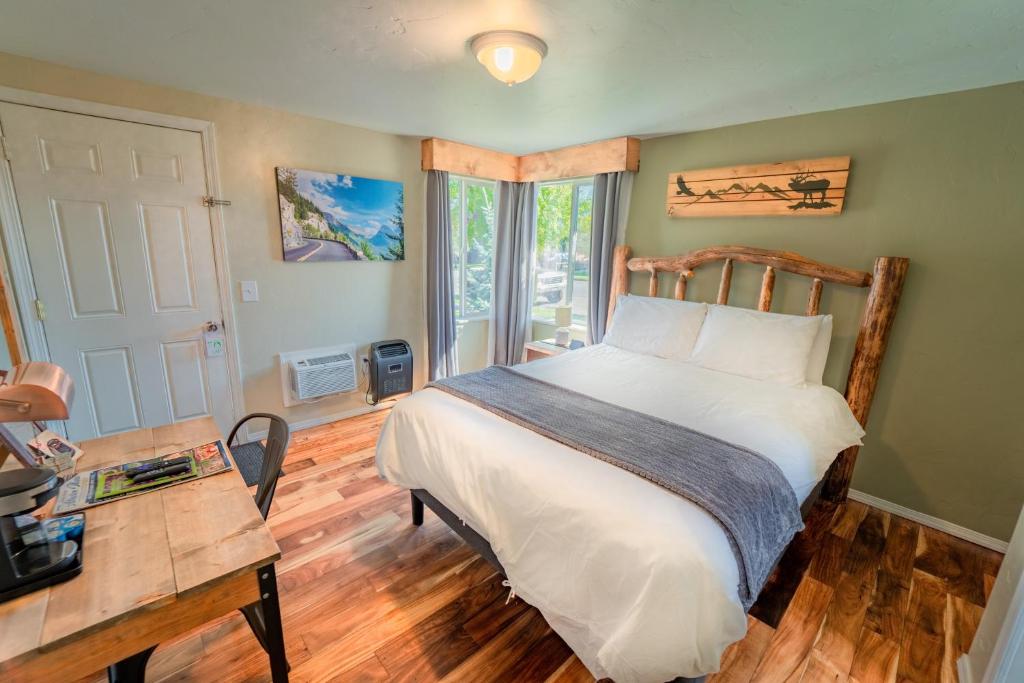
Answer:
[533, 179, 594, 327]
[449, 177, 496, 319]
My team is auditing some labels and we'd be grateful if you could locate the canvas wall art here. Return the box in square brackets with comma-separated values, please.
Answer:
[665, 156, 850, 217]
[276, 167, 404, 261]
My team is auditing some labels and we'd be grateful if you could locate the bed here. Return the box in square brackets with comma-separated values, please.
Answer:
[375, 246, 909, 682]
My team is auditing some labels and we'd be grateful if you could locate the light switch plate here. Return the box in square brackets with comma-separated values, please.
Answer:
[240, 280, 259, 302]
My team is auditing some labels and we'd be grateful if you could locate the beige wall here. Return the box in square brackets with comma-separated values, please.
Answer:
[0, 52, 426, 426]
[627, 82, 1024, 540]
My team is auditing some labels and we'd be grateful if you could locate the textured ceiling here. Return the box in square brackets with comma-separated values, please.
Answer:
[0, 0, 1021, 153]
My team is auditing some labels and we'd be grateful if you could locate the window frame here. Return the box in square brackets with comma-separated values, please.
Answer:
[531, 177, 594, 328]
[449, 175, 497, 322]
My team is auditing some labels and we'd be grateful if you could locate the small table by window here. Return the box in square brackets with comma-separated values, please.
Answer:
[523, 338, 585, 362]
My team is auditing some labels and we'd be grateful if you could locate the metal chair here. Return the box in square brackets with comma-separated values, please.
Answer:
[227, 413, 291, 670]
[227, 412, 290, 518]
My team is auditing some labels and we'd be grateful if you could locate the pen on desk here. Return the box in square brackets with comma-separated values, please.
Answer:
[129, 463, 192, 484]
[125, 456, 191, 479]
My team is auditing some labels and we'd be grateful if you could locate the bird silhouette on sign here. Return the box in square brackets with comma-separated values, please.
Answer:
[675, 175, 695, 196]
[676, 174, 722, 201]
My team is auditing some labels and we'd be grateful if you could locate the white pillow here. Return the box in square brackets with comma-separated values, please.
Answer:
[689, 305, 823, 386]
[604, 295, 708, 360]
[805, 314, 833, 384]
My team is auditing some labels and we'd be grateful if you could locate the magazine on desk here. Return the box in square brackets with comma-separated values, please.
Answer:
[54, 440, 233, 514]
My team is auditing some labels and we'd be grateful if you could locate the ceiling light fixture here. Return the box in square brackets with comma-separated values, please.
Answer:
[471, 31, 547, 86]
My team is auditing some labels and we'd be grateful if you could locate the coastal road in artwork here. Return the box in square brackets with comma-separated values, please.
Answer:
[286, 238, 357, 262]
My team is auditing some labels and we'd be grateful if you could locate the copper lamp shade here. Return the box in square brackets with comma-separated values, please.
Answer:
[0, 362, 74, 422]
[0, 362, 74, 468]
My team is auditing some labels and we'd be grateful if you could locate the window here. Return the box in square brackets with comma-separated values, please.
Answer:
[449, 176, 496, 319]
[532, 179, 594, 326]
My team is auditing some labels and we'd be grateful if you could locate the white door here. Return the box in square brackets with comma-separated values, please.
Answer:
[0, 102, 235, 440]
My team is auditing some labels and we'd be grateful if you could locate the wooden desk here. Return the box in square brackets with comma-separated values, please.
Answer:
[0, 418, 285, 682]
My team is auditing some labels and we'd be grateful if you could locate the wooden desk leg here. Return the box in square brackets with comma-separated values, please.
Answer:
[258, 564, 289, 683]
[107, 645, 156, 683]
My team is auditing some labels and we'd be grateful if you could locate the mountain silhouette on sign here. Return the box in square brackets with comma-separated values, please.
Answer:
[676, 174, 791, 204]
[671, 175, 790, 204]
[729, 182, 791, 199]
[712, 182, 791, 199]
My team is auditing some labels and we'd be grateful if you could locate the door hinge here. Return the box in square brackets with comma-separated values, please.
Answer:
[0, 136, 10, 161]
[201, 196, 231, 208]
[34, 298, 46, 321]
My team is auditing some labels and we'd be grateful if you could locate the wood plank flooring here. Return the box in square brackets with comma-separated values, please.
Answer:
[73, 411, 1002, 683]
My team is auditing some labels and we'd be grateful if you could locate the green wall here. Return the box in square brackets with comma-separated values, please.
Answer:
[626, 82, 1024, 541]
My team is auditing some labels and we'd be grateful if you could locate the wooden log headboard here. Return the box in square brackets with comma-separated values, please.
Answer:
[607, 245, 910, 502]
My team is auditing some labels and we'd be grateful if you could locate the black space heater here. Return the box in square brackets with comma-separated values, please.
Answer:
[368, 340, 413, 404]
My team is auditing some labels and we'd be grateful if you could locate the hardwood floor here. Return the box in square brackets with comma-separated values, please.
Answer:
[78, 411, 1002, 683]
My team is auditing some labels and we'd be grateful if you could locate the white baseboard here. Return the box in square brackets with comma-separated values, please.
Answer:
[848, 489, 1008, 553]
[246, 400, 395, 441]
[957, 653, 974, 683]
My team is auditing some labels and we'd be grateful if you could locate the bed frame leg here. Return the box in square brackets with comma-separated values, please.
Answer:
[411, 491, 424, 526]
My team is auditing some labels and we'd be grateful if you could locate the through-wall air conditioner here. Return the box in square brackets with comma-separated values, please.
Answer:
[285, 345, 357, 402]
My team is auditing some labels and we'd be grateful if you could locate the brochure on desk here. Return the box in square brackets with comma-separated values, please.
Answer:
[54, 440, 233, 514]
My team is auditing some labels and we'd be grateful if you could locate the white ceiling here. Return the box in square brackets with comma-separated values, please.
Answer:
[0, 0, 1021, 153]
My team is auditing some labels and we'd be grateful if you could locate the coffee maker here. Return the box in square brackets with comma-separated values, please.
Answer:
[0, 466, 82, 601]
[0, 362, 81, 602]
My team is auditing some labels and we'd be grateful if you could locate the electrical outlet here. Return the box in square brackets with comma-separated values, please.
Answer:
[360, 354, 370, 377]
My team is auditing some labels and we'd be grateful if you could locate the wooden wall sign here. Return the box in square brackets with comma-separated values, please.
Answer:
[665, 156, 850, 217]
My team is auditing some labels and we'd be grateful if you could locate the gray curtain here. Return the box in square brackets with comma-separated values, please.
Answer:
[426, 170, 458, 380]
[588, 171, 634, 345]
[489, 181, 537, 366]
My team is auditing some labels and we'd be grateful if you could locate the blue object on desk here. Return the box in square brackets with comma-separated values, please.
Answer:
[44, 514, 85, 544]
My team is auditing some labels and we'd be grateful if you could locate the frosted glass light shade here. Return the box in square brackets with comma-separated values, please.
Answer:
[471, 31, 547, 86]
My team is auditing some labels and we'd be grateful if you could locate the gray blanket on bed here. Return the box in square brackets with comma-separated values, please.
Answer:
[428, 365, 804, 609]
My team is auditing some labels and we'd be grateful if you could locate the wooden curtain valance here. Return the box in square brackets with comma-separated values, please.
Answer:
[518, 137, 640, 182]
[420, 138, 519, 182]
[421, 136, 640, 183]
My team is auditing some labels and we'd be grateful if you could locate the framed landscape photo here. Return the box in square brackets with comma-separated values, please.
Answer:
[276, 167, 405, 262]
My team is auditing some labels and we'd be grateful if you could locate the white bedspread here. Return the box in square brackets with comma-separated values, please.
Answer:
[375, 344, 864, 681]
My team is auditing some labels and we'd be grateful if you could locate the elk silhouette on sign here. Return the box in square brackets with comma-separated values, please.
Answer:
[788, 172, 830, 202]
[786, 171, 836, 210]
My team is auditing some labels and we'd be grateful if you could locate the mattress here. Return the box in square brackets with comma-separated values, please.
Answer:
[375, 344, 864, 681]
